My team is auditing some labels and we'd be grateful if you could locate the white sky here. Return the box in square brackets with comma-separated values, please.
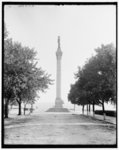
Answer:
[5, 5, 116, 111]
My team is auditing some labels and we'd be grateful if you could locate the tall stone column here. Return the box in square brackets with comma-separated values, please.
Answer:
[55, 36, 63, 108]
[46, 36, 69, 112]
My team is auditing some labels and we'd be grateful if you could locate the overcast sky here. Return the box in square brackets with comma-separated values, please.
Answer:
[5, 4, 116, 111]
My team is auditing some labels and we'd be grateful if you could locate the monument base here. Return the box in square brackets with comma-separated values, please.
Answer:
[46, 107, 69, 112]
[55, 98, 64, 108]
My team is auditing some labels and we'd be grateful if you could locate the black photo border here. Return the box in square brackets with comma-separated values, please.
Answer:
[2, 1, 118, 148]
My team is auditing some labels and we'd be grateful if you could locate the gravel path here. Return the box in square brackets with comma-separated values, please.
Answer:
[4, 113, 116, 145]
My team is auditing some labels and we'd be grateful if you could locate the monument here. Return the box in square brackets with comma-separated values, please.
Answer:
[47, 36, 69, 112]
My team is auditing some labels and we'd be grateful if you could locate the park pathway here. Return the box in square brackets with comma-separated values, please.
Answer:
[4, 113, 116, 145]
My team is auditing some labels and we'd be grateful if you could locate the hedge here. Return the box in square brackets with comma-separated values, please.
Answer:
[94, 110, 116, 117]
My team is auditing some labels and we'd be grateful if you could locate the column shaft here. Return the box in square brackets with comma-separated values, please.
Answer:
[56, 58, 61, 99]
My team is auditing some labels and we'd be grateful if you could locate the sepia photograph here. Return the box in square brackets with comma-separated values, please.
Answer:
[3, 2, 117, 148]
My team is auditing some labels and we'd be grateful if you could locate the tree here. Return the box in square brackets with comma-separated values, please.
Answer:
[95, 44, 116, 105]
[4, 37, 16, 118]
[4, 28, 53, 118]
[68, 83, 79, 105]
[68, 43, 116, 118]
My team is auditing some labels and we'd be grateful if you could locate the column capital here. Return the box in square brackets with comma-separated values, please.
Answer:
[56, 36, 62, 58]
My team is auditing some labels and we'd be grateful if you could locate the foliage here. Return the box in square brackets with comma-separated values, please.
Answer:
[68, 83, 79, 105]
[68, 43, 116, 112]
[4, 28, 53, 117]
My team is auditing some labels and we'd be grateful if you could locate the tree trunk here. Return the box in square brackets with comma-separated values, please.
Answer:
[87, 104, 89, 115]
[4, 100, 9, 118]
[24, 104, 26, 115]
[31, 104, 33, 109]
[30, 104, 33, 113]
[74, 104, 75, 111]
[89, 104, 91, 114]
[93, 103, 95, 117]
[18, 101, 22, 115]
[82, 105, 84, 114]
[102, 101, 106, 120]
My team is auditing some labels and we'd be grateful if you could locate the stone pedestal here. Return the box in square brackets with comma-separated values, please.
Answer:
[55, 98, 63, 108]
[46, 107, 69, 112]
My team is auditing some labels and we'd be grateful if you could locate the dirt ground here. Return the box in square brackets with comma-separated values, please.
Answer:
[4, 113, 116, 145]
